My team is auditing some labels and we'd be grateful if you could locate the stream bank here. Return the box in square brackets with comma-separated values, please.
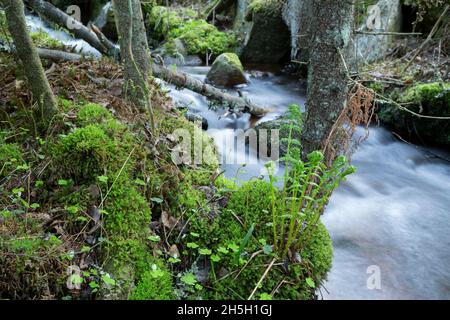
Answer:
[1, 6, 449, 300]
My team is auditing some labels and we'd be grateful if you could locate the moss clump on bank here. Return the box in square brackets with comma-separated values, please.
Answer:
[0, 92, 220, 299]
[148, 6, 236, 58]
[169, 178, 333, 300]
[130, 264, 174, 300]
[378, 81, 450, 146]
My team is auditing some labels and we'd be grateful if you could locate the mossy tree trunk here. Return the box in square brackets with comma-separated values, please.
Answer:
[1, 0, 57, 121]
[112, 0, 153, 114]
[301, 0, 354, 156]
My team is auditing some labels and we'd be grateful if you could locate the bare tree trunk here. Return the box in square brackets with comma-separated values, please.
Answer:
[112, 0, 153, 114]
[301, 0, 354, 155]
[1, 0, 57, 121]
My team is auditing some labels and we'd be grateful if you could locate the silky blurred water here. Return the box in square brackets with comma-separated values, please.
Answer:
[322, 128, 450, 299]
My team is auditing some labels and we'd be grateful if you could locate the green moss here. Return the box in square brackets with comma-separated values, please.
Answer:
[400, 82, 450, 105]
[76, 103, 113, 126]
[149, 6, 235, 57]
[219, 52, 244, 71]
[378, 81, 450, 146]
[58, 97, 77, 112]
[129, 262, 174, 300]
[30, 31, 65, 50]
[104, 182, 151, 240]
[227, 179, 274, 234]
[149, 6, 198, 40]
[46, 103, 157, 298]
[53, 125, 116, 182]
[0, 135, 24, 179]
[171, 20, 236, 57]
[248, 0, 283, 15]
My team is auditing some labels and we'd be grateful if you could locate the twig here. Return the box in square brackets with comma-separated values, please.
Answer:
[356, 31, 422, 36]
[403, 4, 449, 72]
[99, 146, 136, 208]
[247, 258, 276, 300]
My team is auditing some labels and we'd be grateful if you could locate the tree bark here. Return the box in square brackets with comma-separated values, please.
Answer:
[1, 0, 57, 121]
[37, 48, 82, 61]
[112, 0, 153, 113]
[301, 0, 354, 155]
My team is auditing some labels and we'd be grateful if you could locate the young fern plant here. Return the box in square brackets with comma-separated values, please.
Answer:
[265, 105, 356, 260]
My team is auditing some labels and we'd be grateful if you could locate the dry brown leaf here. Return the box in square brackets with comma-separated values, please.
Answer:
[161, 211, 177, 229]
[168, 244, 180, 258]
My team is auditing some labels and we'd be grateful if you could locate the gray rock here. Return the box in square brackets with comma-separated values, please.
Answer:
[254, 114, 302, 157]
[206, 53, 247, 87]
[354, 0, 402, 63]
[233, 0, 290, 64]
[184, 111, 208, 130]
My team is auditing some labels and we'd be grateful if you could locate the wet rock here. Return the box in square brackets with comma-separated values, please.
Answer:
[234, 0, 290, 64]
[254, 112, 302, 157]
[206, 53, 247, 87]
[184, 111, 208, 130]
[354, 0, 402, 63]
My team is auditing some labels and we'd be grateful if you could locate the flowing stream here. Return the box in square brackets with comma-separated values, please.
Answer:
[24, 14, 450, 300]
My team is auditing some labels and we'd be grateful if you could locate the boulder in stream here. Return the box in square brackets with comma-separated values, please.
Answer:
[206, 53, 247, 87]
[233, 0, 290, 64]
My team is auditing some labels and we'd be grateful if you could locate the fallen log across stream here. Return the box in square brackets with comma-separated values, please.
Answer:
[25, 0, 269, 117]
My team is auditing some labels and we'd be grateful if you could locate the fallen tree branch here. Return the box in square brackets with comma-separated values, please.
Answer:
[1, 42, 83, 62]
[26, 0, 268, 117]
[37, 48, 82, 62]
[26, 0, 117, 56]
[152, 64, 268, 117]
[356, 31, 422, 36]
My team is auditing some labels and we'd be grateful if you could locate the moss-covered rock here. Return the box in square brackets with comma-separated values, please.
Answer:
[378, 81, 450, 146]
[149, 6, 236, 59]
[254, 103, 303, 156]
[206, 53, 247, 87]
